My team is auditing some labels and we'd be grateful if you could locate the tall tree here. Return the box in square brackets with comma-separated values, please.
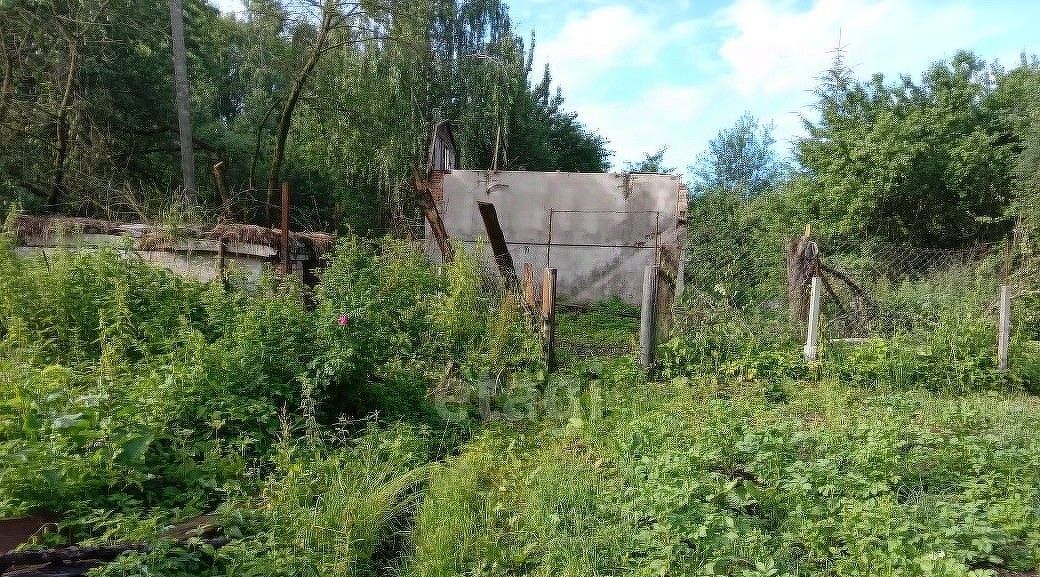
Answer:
[796, 50, 1016, 247]
[690, 112, 782, 198]
[0, 0, 612, 230]
[169, 0, 197, 205]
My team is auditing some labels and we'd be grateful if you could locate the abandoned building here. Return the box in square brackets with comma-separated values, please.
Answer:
[420, 123, 688, 305]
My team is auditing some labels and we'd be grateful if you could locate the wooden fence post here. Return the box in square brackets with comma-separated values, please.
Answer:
[541, 268, 557, 372]
[521, 263, 537, 317]
[216, 239, 227, 286]
[803, 276, 823, 361]
[279, 182, 290, 275]
[640, 265, 660, 369]
[998, 285, 1011, 371]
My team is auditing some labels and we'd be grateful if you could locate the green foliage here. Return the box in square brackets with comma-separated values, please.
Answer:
[0, 0, 611, 228]
[406, 377, 1040, 576]
[795, 50, 1019, 247]
[683, 187, 789, 310]
[625, 146, 676, 174]
[690, 112, 785, 198]
[311, 238, 543, 422]
[0, 233, 541, 526]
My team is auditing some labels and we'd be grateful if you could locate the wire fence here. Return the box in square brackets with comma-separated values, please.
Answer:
[681, 235, 1015, 331]
[815, 240, 1002, 340]
[673, 208, 1039, 387]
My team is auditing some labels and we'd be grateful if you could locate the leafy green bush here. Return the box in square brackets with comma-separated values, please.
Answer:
[310, 238, 543, 422]
[659, 300, 804, 386]
[406, 378, 1040, 577]
[0, 232, 541, 525]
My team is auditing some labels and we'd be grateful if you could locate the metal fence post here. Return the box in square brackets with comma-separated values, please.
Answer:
[998, 285, 1011, 371]
[804, 276, 823, 361]
[541, 268, 557, 372]
[639, 265, 660, 369]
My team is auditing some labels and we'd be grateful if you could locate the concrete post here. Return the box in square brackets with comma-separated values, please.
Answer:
[640, 265, 660, 369]
[804, 276, 823, 361]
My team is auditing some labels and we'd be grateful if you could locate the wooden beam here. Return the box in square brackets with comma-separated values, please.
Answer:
[414, 174, 454, 263]
[639, 265, 660, 369]
[477, 201, 517, 289]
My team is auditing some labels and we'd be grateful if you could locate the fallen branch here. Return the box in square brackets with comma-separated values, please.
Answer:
[0, 538, 228, 574]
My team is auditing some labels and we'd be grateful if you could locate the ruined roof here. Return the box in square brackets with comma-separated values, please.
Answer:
[10, 215, 335, 256]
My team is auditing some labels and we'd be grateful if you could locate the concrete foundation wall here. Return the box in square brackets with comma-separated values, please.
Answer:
[15, 243, 298, 285]
[430, 170, 686, 305]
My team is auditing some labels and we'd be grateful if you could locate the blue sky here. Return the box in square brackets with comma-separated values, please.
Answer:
[210, 0, 1040, 170]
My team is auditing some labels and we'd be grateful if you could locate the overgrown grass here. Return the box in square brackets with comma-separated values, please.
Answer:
[405, 375, 1040, 576]
[0, 231, 542, 527]
[3, 224, 1040, 577]
[555, 298, 640, 365]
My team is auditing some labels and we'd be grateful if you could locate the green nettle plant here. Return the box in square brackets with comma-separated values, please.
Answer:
[0, 230, 541, 527]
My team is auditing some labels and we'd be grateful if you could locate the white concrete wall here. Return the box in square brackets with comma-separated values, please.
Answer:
[430, 170, 686, 305]
[14, 242, 300, 285]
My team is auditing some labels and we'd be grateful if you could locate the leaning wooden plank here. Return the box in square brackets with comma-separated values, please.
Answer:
[414, 172, 454, 263]
[476, 201, 517, 289]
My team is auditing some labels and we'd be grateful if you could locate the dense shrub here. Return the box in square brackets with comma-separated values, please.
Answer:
[406, 379, 1040, 577]
[0, 231, 541, 522]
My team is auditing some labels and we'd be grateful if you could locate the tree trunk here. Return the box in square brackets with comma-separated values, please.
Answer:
[265, 6, 334, 224]
[0, 23, 13, 126]
[786, 234, 818, 322]
[169, 0, 196, 207]
[48, 42, 78, 208]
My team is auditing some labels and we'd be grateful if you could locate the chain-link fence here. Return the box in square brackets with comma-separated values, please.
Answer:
[814, 240, 1001, 340]
[672, 196, 1038, 388]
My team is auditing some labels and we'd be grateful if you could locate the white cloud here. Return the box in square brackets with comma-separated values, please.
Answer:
[710, 0, 1021, 155]
[532, 4, 710, 168]
[534, 6, 704, 93]
[534, 6, 658, 91]
[581, 85, 711, 168]
[718, 0, 989, 99]
[505, 0, 1038, 171]
[208, 0, 245, 15]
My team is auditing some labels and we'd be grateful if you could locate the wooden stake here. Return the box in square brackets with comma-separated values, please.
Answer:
[212, 161, 230, 212]
[279, 182, 290, 275]
[216, 239, 227, 286]
[640, 265, 660, 369]
[804, 276, 823, 361]
[522, 262, 537, 312]
[998, 285, 1011, 371]
[541, 268, 557, 372]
